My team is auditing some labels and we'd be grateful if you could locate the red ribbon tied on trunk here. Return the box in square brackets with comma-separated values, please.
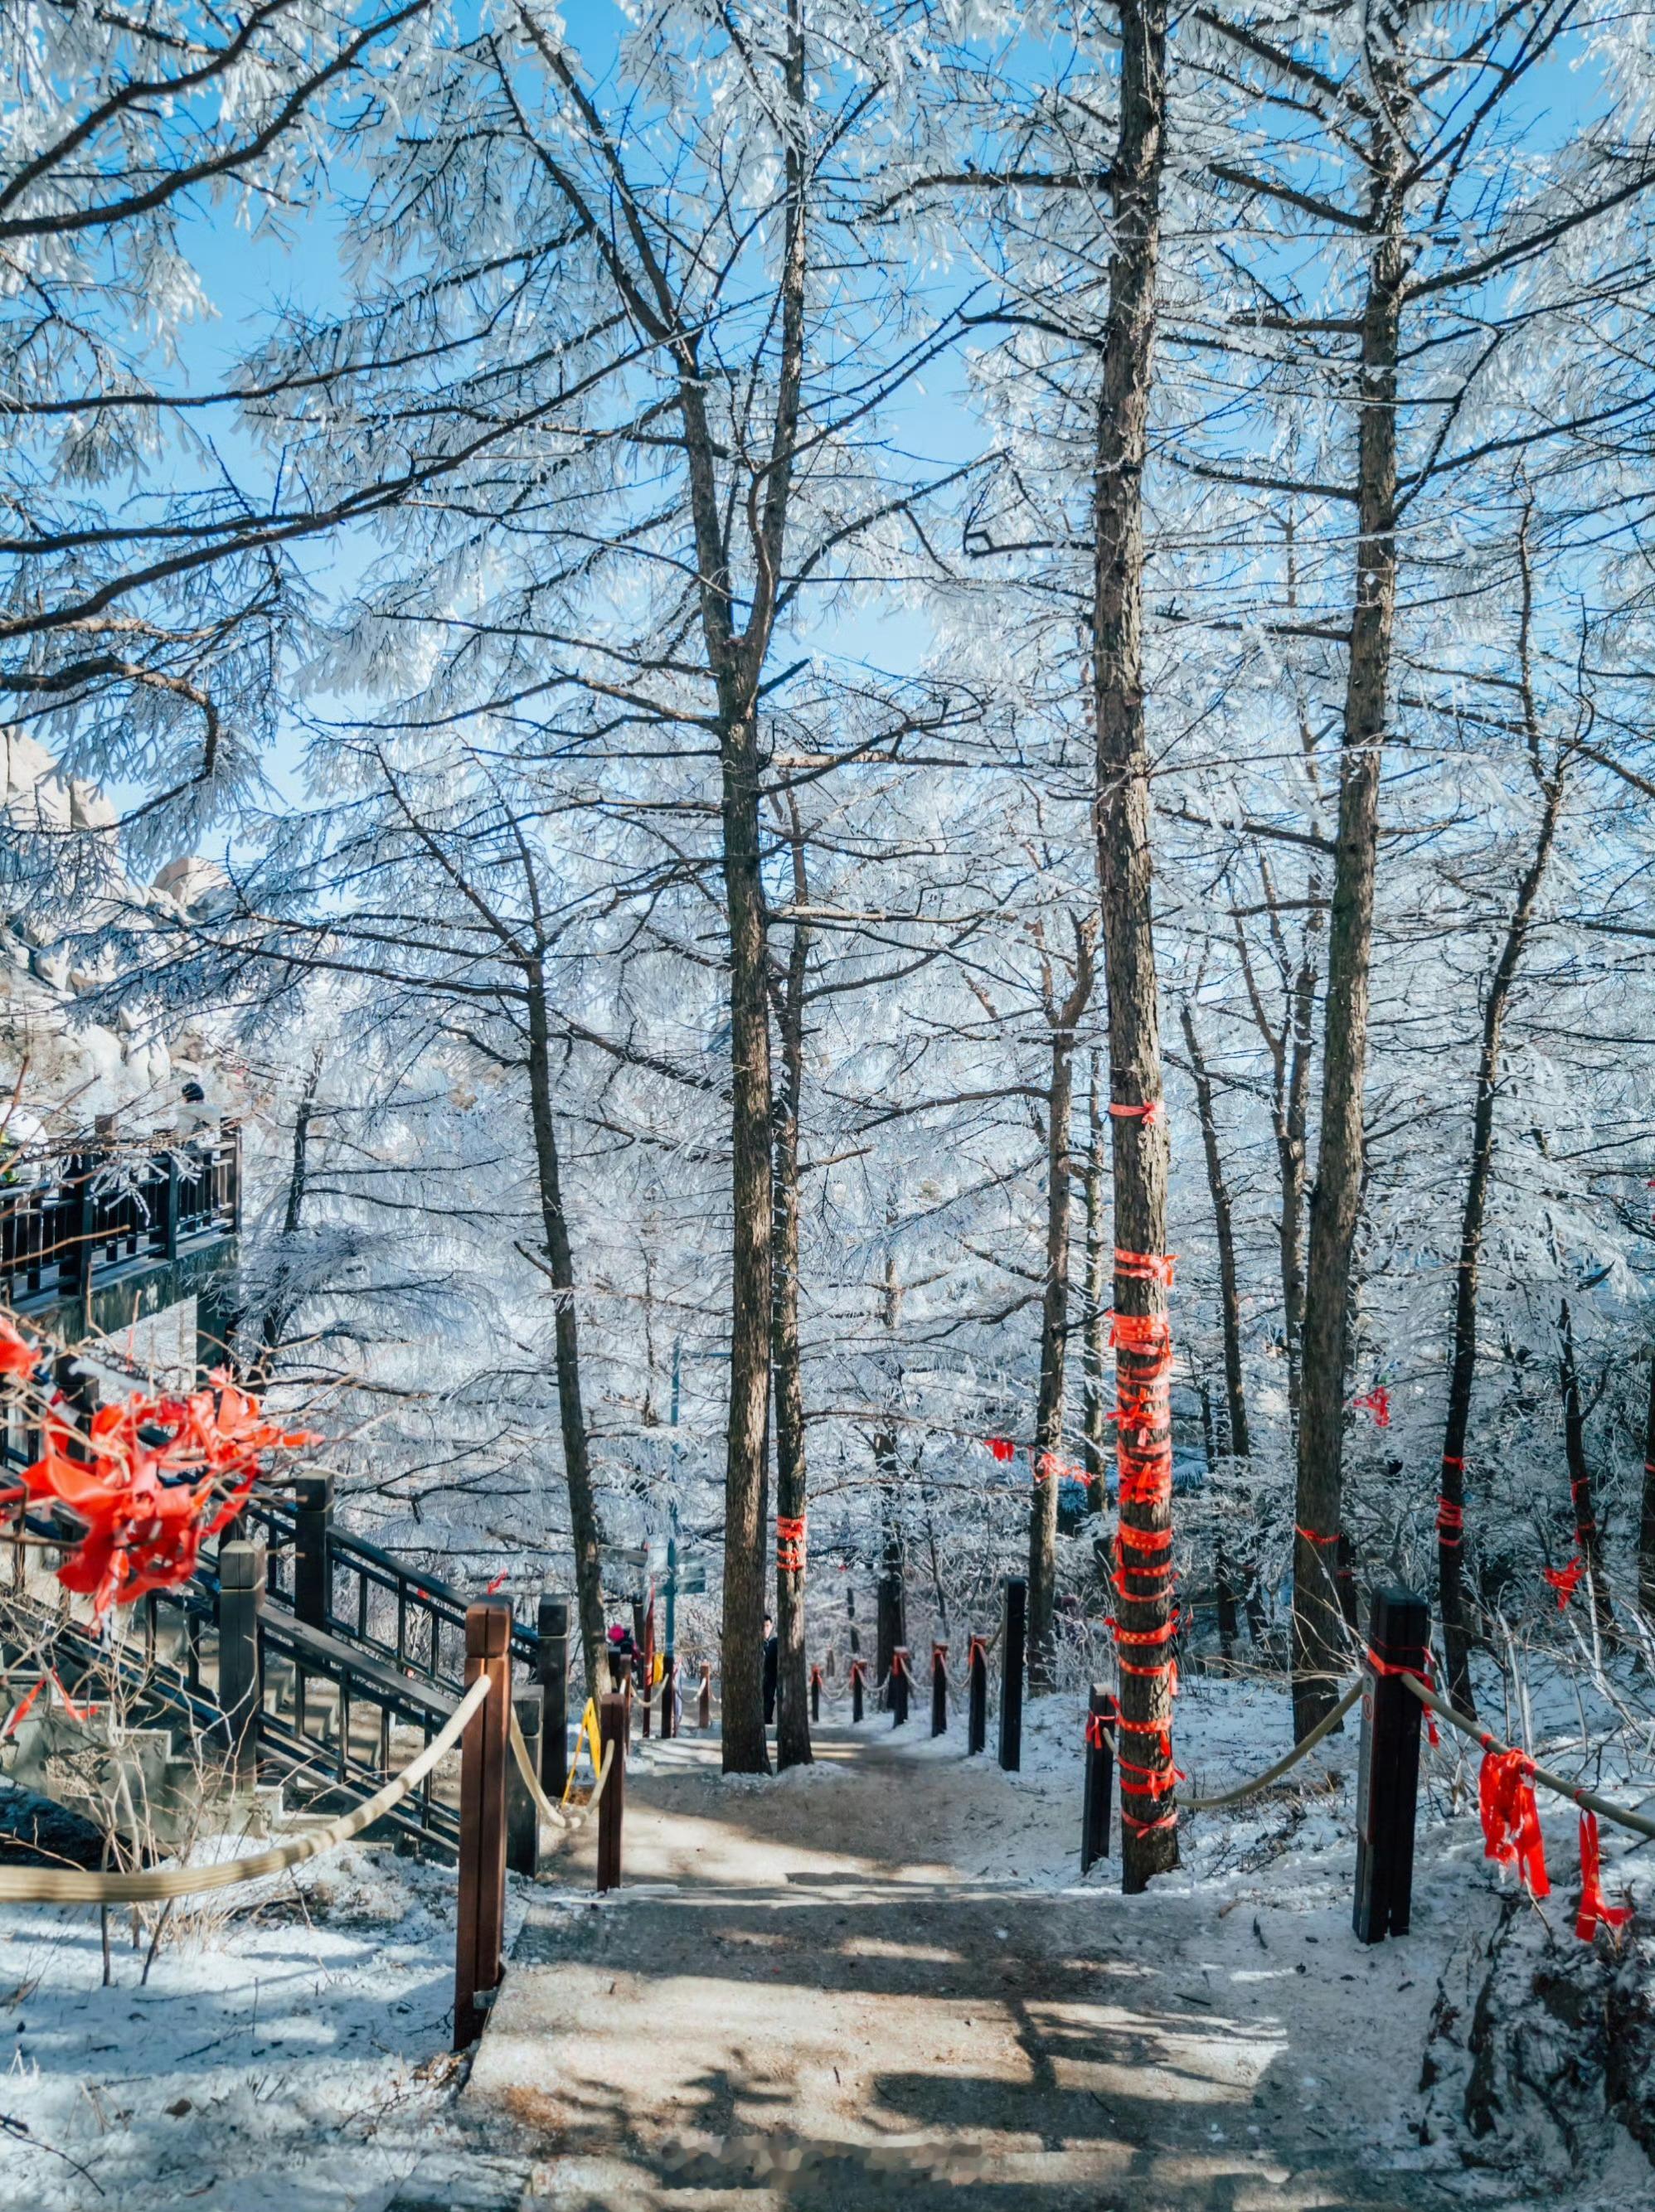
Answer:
[1479, 1749, 1550, 1898]
[1542, 1555, 1584, 1611]
[1575, 1811, 1633, 1943]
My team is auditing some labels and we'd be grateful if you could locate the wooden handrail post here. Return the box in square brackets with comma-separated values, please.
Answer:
[851, 1657, 864, 1724]
[294, 1472, 333, 1631]
[1354, 1585, 1428, 1945]
[698, 1661, 711, 1730]
[660, 1657, 676, 1740]
[810, 1663, 822, 1724]
[454, 1600, 512, 2048]
[597, 1691, 626, 1894]
[537, 1593, 569, 1800]
[891, 1646, 910, 1727]
[507, 1693, 542, 1878]
[930, 1643, 947, 1737]
[1082, 1686, 1117, 1875]
[967, 1633, 988, 1755]
[998, 1577, 1026, 1772]
[216, 1540, 264, 1786]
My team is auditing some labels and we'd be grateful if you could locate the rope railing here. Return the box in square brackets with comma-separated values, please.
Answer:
[1402, 1672, 1655, 1845]
[1179, 1677, 1363, 1812]
[0, 1673, 491, 1904]
[507, 1700, 617, 1849]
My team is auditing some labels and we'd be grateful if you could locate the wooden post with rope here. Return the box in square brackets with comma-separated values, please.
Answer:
[538, 1593, 569, 1800]
[891, 1646, 910, 1727]
[507, 1693, 542, 1877]
[596, 1691, 626, 1894]
[216, 1540, 263, 1786]
[454, 1600, 511, 2048]
[698, 1661, 711, 1731]
[1354, 1585, 1428, 1944]
[810, 1663, 822, 1724]
[851, 1657, 865, 1724]
[1082, 1685, 1117, 1875]
[931, 1643, 947, 1736]
[998, 1577, 1026, 1772]
[968, 1632, 988, 1754]
[661, 1657, 676, 1740]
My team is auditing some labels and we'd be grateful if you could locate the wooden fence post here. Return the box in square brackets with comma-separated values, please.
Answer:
[537, 1593, 569, 1800]
[1082, 1685, 1116, 1875]
[810, 1663, 822, 1724]
[294, 1472, 333, 1631]
[998, 1577, 1026, 1772]
[454, 1600, 511, 2048]
[216, 1540, 263, 1786]
[597, 1691, 626, 1894]
[507, 1693, 542, 1878]
[851, 1657, 865, 1724]
[698, 1661, 711, 1730]
[931, 1643, 947, 1737]
[891, 1647, 910, 1727]
[968, 1632, 988, 1756]
[1354, 1585, 1428, 1945]
[661, 1658, 676, 1740]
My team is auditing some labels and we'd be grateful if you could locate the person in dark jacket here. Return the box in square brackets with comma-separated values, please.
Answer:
[762, 1612, 779, 1724]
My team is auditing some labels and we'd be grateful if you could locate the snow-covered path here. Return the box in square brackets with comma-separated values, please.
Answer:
[468, 1715, 1474, 2210]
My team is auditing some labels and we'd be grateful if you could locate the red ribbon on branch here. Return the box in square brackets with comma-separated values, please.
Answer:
[1542, 1555, 1585, 1611]
[1352, 1384, 1390, 1429]
[3, 1336, 318, 1618]
[1480, 1749, 1550, 1898]
[984, 1436, 1016, 1464]
[1576, 1811, 1633, 1943]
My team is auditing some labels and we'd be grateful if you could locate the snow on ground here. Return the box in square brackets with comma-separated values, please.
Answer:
[2, 1661, 1650, 2210]
[0, 1840, 531, 2212]
[871, 1656, 1655, 2201]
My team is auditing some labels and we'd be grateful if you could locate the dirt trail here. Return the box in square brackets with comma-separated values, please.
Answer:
[462, 1720, 1478, 2210]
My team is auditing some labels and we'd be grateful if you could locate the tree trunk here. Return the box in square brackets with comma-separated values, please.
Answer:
[771, 813, 812, 1769]
[1292, 179, 1406, 1743]
[1641, 1356, 1655, 1622]
[252, 1045, 323, 1386]
[1558, 1299, 1611, 1629]
[1439, 606, 1565, 1714]
[718, 709, 774, 1773]
[875, 1437, 905, 1695]
[1027, 921, 1096, 1693]
[1180, 1003, 1250, 1460]
[1080, 1056, 1109, 1506]
[1093, 0, 1177, 1892]
[525, 964, 607, 1695]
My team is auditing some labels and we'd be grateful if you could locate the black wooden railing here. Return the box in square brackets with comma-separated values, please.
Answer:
[0, 1125, 240, 1309]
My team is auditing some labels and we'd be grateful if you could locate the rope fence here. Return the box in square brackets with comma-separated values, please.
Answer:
[1403, 1672, 1655, 1845]
[508, 1700, 617, 1848]
[1178, 1678, 1362, 1812]
[0, 1674, 491, 1904]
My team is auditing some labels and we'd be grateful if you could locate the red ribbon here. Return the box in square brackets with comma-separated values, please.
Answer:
[1479, 1749, 1550, 1898]
[1114, 1247, 1176, 1287]
[984, 1436, 1016, 1464]
[776, 1515, 807, 1574]
[1085, 1710, 1114, 1750]
[1435, 1496, 1463, 1545]
[1575, 1811, 1633, 1943]
[1352, 1384, 1390, 1429]
[485, 1571, 507, 1594]
[1542, 1555, 1585, 1611]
